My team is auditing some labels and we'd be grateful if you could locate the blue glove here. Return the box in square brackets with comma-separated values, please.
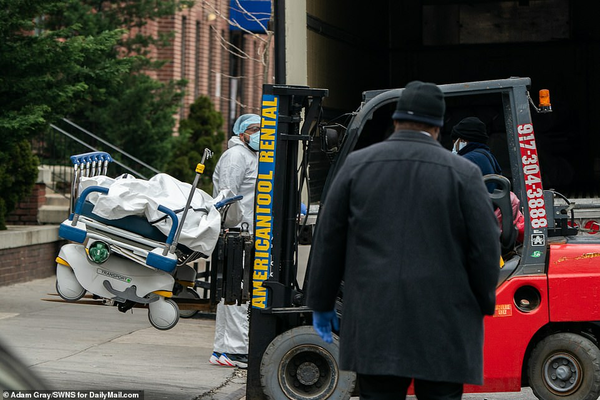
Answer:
[312, 310, 339, 343]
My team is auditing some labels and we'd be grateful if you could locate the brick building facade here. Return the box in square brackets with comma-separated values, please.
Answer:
[145, 1, 275, 134]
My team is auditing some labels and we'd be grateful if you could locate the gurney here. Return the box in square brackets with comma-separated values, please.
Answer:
[55, 150, 242, 330]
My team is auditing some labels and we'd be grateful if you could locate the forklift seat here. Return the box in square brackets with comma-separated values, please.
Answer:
[484, 174, 517, 254]
[498, 254, 520, 287]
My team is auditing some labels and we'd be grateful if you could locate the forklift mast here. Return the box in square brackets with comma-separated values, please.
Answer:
[247, 84, 328, 399]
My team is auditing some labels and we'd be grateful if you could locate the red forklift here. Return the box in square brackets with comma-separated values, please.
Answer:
[243, 77, 600, 399]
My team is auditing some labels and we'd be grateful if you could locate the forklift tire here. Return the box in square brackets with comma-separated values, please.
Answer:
[260, 325, 356, 400]
[528, 332, 600, 400]
[177, 287, 200, 319]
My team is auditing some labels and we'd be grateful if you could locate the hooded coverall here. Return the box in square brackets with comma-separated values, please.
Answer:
[211, 126, 258, 356]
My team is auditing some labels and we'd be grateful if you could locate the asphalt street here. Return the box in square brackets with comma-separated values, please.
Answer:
[0, 277, 539, 400]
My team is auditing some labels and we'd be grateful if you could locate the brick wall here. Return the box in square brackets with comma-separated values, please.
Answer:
[147, 2, 274, 134]
[5, 183, 46, 225]
[0, 241, 63, 286]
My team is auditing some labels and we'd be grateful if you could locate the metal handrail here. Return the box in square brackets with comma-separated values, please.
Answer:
[35, 119, 162, 199]
[49, 124, 151, 179]
[61, 118, 160, 176]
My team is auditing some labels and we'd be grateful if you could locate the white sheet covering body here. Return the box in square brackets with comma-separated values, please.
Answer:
[79, 173, 223, 255]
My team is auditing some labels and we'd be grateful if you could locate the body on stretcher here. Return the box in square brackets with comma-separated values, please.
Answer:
[55, 150, 242, 330]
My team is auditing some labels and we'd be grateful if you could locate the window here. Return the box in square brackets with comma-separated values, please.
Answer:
[195, 20, 201, 99]
[180, 16, 187, 119]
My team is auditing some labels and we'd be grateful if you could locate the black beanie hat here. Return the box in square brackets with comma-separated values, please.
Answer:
[392, 81, 445, 127]
[451, 117, 489, 144]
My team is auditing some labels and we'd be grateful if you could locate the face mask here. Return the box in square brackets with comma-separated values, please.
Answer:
[248, 132, 260, 151]
[452, 140, 467, 154]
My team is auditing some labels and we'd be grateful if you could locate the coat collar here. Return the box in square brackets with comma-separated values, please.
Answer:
[388, 130, 443, 147]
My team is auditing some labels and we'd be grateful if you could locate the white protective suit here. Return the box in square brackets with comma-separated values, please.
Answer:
[212, 135, 258, 232]
[212, 128, 258, 355]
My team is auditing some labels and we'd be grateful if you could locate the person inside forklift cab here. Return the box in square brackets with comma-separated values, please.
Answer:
[209, 113, 260, 369]
[452, 117, 524, 244]
[451, 116, 502, 193]
[307, 81, 500, 399]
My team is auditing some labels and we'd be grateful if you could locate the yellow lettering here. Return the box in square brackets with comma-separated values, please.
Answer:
[254, 257, 269, 270]
[256, 206, 270, 215]
[262, 105, 278, 121]
[253, 98, 278, 311]
[252, 280, 267, 308]
[256, 193, 271, 206]
[255, 227, 270, 240]
[261, 140, 275, 150]
[262, 98, 278, 107]
[261, 128, 275, 141]
[252, 297, 266, 308]
[253, 270, 268, 281]
[255, 239, 269, 251]
[256, 214, 271, 228]
[258, 171, 273, 180]
[259, 150, 273, 163]
[257, 180, 272, 193]
[253, 278, 266, 289]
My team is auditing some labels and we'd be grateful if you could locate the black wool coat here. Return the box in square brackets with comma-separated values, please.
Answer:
[306, 130, 500, 385]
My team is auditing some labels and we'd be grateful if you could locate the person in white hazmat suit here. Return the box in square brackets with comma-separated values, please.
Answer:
[209, 114, 260, 369]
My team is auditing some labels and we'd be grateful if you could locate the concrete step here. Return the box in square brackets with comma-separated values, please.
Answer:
[38, 205, 69, 224]
[41, 164, 73, 184]
[45, 193, 70, 207]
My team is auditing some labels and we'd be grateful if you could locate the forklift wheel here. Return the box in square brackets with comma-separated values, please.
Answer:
[260, 325, 356, 400]
[177, 287, 200, 319]
[528, 332, 600, 400]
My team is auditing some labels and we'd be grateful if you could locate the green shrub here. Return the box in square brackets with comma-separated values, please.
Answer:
[165, 96, 225, 194]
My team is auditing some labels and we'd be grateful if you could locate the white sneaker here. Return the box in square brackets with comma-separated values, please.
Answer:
[219, 353, 248, 369]
[209, 352, 225, 366]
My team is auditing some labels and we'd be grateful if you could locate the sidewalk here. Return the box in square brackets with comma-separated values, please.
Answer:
[0, 277, 246, 400]
[0, 278, 539, 400]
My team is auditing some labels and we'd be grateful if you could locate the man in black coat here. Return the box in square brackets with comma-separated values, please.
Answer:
[306, 81, 501, 399]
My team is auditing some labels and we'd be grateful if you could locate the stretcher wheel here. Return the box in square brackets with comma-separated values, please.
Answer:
[260, 325, 355, 400]
[148, 297, 179, 330]
[178, 287, 200, 319]
[55, 264, 86, 302]
[528, 332, 600, 400]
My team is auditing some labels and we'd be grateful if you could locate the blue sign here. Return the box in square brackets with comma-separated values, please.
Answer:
[229, 0, 271, 33]
[252, 94, 279, 309]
